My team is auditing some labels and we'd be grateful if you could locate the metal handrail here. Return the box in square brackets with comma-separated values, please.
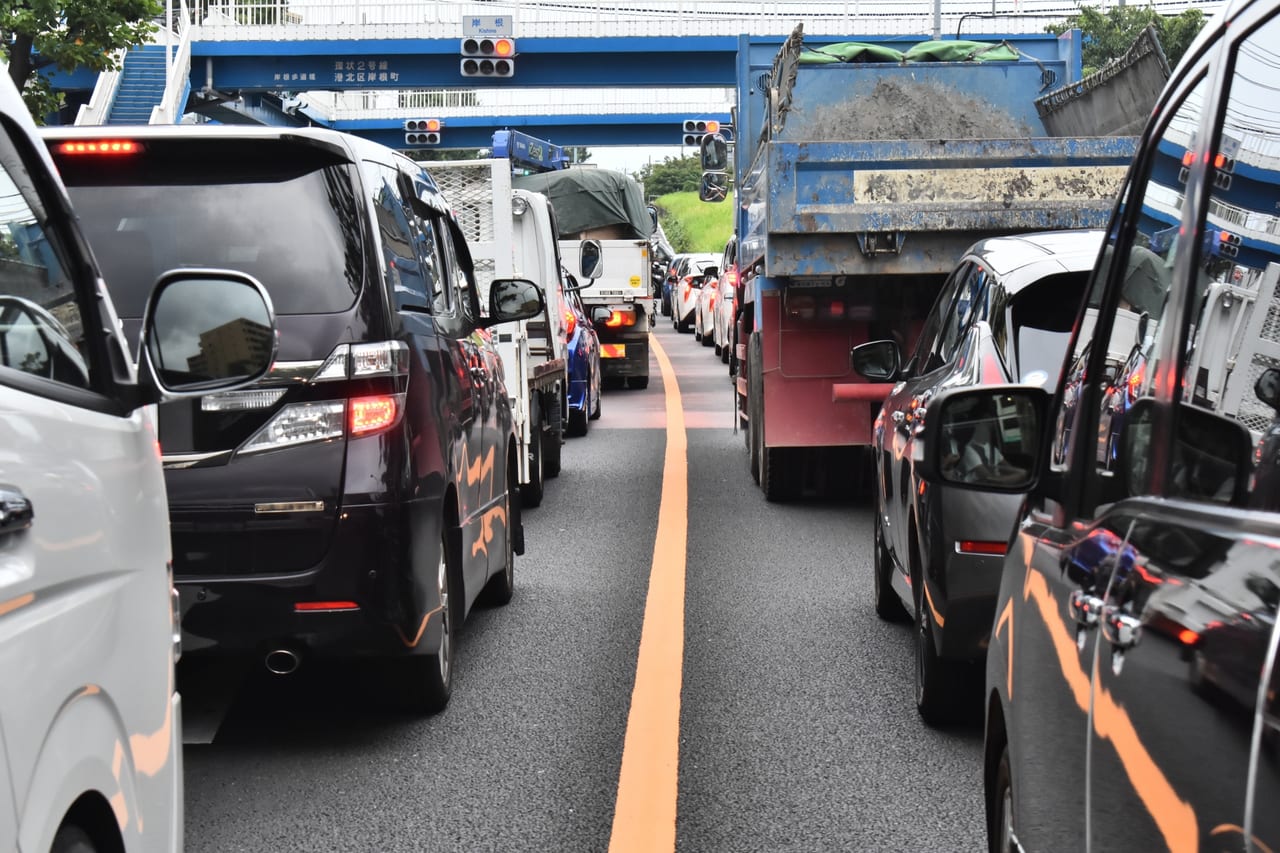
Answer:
[151, 0, 193, 123]
[74, 49, 127, 125]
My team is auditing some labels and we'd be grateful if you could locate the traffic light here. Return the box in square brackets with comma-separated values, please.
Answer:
[682, 119, 720, 146]
[461, 37, 515, 77]
[1218, 229, 1242, 258]
[404, 119, 442, 146]
[1213, 150, 1237, 189]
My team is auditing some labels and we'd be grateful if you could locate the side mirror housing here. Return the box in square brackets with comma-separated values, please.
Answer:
[579, 239, 604, 280]
[138, 268, 277, 402]
[483, 277, 545, 327]
[1257, 366, 1280, 411]
[851, 339, 901, 382]
[591, 306, 613, 324]
[916, 385, 1049, 493]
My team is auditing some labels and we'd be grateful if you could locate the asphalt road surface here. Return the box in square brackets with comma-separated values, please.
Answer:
[181, 320, 986, 853]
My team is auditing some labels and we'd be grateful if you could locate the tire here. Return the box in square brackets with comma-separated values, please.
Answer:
[914, 568, 963, 726]
[589, 373, 602, 420]
[480, 485, 515, 606]
[874, 512, 910, 622]
[519, 394, 544, 509]
[748, 333, 763, 484]
[987, 744, 1015, 853]
[760, 446, 799, 502]
[567, 396, 589, 437]
[52, 825, 98, 853]
[628, 375, 649, 390]
[701, 327, 715, 347]
[544, 393, 563, 478]
[392, 529, 454, 714]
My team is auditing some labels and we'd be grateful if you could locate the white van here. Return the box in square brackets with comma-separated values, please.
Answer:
[0, 74, 277, 851]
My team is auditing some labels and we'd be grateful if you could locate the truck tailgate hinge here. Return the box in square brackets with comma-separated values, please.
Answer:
[856, 232, 905, 257]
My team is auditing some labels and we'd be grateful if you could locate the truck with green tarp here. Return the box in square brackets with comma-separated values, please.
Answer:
[715, 25, 1141, 500]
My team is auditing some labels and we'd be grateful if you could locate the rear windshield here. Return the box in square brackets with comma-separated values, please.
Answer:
[53, 140, 364, 318]
[1009, 271, 1090, 385]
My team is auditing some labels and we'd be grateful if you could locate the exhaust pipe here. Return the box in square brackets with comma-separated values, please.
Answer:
[264, 647, 301, 676]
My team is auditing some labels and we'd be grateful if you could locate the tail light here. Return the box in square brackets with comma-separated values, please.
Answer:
[605, 308, 637, 328]
[1126, 363, 1145, 404]
[55, 139, 142, 155]
[709, 290, 718, 311]
[956, 540, 1008, 556]
[563, 306, 577, 337]
[785, 290, 867, 323]
[237, 341, 409, 454]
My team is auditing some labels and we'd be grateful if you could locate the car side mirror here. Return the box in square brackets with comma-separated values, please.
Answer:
[1121, 398, 1253, 506]
[139, 268, 277, 400]
[579, 239, 603, 280]
[700, 133, 729, 172]
[699, 172, 729, 203]
[484, 278, 545, 327]
[916, 386, 1049, 492]
[591, 306, 612, 324]
[1257, 366, 1280, 411]
[851, 339, 901, 382]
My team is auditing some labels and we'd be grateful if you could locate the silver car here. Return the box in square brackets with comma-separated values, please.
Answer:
[852, 228, 1104, 725]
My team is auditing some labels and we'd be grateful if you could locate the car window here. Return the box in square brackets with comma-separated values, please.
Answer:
[997, 271, 1090, 387]
[940, 265, 990, 361]
[362, 160, 431, 312]
[1172, 16, 1280, 509]
[436, 220, 479, 327]
[1048, 77, 1205, 503]
[0, 141, 91, 390]
[909, 263, 966, 375]
[58, 143, 363, 318]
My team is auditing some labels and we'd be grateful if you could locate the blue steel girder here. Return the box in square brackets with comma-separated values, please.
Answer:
[333, 111, 732, 150]
[190, 36, 738, 91]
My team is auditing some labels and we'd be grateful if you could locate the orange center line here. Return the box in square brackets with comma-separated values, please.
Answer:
[608, 334, 687, 853]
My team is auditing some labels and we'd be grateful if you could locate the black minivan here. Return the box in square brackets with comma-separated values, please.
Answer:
[904, 0, 1280, 847]
[43, 127, 544, 713]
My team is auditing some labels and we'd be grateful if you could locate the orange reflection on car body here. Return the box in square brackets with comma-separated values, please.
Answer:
[1018, 544, 1198, 852]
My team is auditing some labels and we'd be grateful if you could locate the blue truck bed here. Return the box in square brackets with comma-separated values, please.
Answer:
[735, 28, 1139, 278]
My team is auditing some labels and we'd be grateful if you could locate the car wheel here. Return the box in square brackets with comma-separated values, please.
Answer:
[394, 530, 454, 714]
[520, 395, 545, 508]
[567, 394, 589, 437]
[988, 743, 1015, 853]
[52, 825, 98, 853]
[914, 572, 961, 726]
[874, 513, 909, 622]
[701, 327, 715, 347]
[544, 392, 563, 478]
[481, 486, 515, 606]
[589, 370, 602, 420]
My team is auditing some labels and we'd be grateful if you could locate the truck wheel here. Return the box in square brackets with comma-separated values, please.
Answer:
[520, 394, 545, 509]
[544, 392, 563, 478]
[760, 447, 800, 502]
[747, 333, 763, 483]
[628, 375, 649, 390]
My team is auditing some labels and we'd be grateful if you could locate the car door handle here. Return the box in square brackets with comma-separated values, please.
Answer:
[1069, 590, 1104, 628]
[1101, 605, 1142, 649]
[0, 486, 33, 537]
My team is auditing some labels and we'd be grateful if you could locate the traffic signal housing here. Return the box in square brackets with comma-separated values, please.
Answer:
[683, 119, 720, 146]
[404, 118, 442, 146]
[461, 37, 516, 78]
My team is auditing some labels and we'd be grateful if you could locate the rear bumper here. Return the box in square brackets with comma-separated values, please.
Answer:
[932, 549, 1004, 661]
[176, 499, 443, 658]
[598, 331, 649, 378]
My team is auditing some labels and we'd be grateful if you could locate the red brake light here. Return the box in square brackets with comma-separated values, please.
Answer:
[1177, 628, 1199, 645]
[1126, 364, 1144, 404]
[605, 309, 635, 328]
[1181, 150, 1195, 167]
[350, 395, 399, 435]
[957, 540, 1008, 556]
[57, 140, 140, 155]
[563, 307, 577, 337]
[294, 601, 360, 612]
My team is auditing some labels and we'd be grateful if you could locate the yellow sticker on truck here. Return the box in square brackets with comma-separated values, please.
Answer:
[629, 276, 642, 288]
[601, 344, 627, 359]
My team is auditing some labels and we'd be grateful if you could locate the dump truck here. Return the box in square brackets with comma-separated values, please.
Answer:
[711, 25, 1141, 500]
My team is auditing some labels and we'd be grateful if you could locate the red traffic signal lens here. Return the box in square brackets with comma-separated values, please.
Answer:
[494, 38, 515, 57]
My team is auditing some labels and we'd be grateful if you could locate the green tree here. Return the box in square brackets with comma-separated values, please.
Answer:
[410, 149, 484, 161]
[1047, 6, 1207, 76]
[635, 155, 701, 197]
[2, 0, 162, 121]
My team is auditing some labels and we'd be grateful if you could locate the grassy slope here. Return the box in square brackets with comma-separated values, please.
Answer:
[654, 191, 734, 254]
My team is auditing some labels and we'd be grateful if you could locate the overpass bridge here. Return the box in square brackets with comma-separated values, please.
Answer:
[54, 0, 1218, 149]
